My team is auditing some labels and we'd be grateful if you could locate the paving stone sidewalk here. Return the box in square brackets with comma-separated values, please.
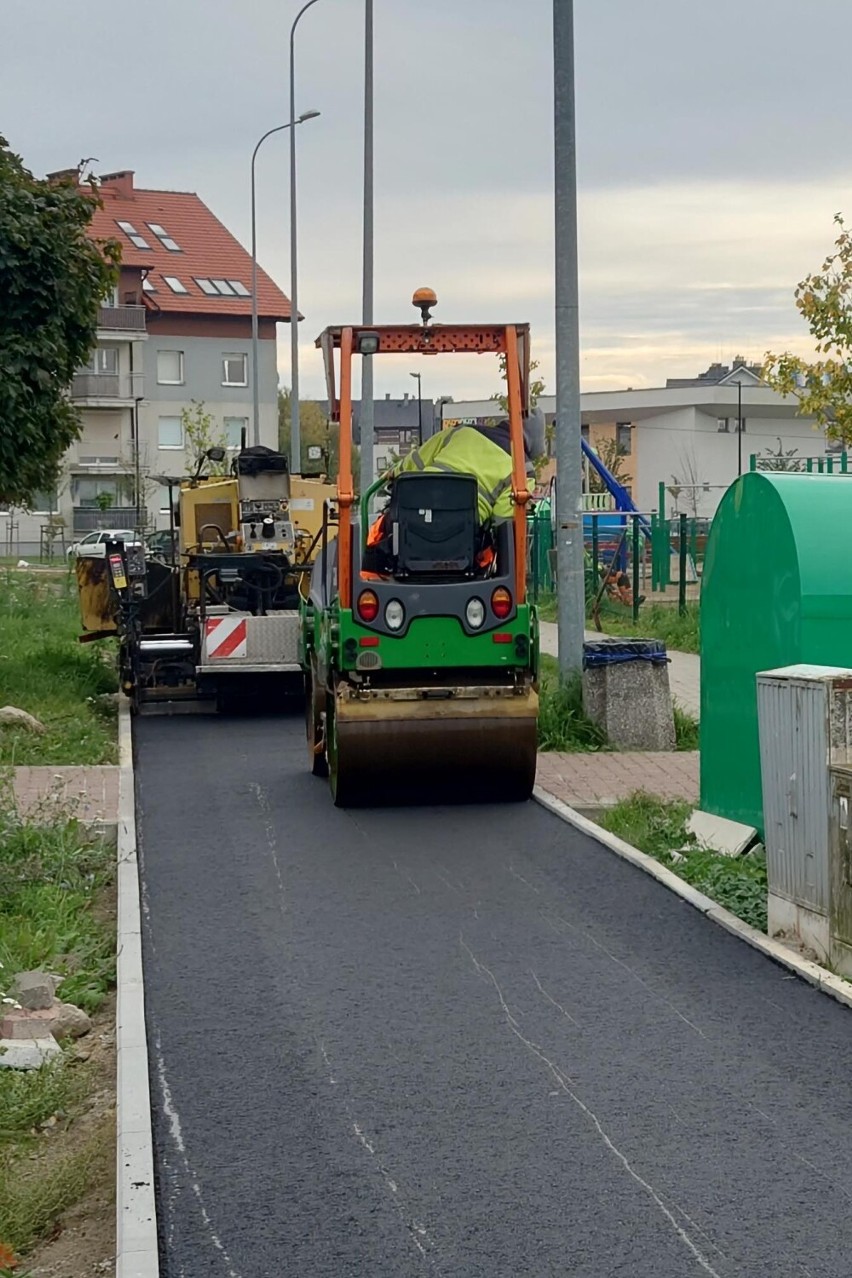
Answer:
[538, 620, 701, 720]
[9, 753, 698, 829]
[536, 750, 699, 813]
[12, 766, 120, 825]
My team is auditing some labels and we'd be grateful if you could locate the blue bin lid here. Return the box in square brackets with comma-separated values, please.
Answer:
[583, 637, 668, 668]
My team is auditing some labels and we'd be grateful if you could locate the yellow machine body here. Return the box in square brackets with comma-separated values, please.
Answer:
[289, 476, 338, 550]
[76, 557, 117, 634]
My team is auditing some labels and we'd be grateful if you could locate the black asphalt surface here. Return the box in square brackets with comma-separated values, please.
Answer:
[136, 714, 852, 1278]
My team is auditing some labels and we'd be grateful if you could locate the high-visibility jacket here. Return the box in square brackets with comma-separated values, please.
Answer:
[387, 426, 533, 523]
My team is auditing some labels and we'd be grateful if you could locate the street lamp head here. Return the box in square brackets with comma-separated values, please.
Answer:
[298, 109, 321, 123]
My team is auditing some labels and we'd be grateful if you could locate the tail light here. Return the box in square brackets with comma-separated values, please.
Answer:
[491, 587, 512, 619]
[357, 589, 379, 623]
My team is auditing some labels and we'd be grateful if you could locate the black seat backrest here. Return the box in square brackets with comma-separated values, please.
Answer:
[389, 472, 478, 575]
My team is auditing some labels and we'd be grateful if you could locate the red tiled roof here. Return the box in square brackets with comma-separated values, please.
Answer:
[85, 178, 292, 321]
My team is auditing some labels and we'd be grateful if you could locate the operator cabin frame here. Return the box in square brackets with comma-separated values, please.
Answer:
[317, 319, 533, 603]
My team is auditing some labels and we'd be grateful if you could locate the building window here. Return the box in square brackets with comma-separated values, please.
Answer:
[195, 278, 219, 296]
[376, 455, 388, 472]
[28, 490, 59, 514]
[163, 276, 188, 295]
[222, 353, 248, 387]
[736, 417, 747, 433]
[616, 422, 632, 455]
[211, 279, 235, 295]
[158, 416, 183, 450]
[158, 485, 172, 515]
[73, 477, 119, 507]
[86, 347, 119, 376]
[157, 350, 184, 385]
[224, 417, 247, 450]
[716, 418, 730, 433]
[581, 424, 590, 441]
[228, 280, 250, 296]
[116, 220, 151, 250]
[142, 277, 156, 294]
[146, 223, 181, 252]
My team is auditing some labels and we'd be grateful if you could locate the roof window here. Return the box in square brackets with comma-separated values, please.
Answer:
[193, 278, 250, 298]
[147, 222, 181, 252]
[116, 220, 151, 250]
[163, 276, 188, 295]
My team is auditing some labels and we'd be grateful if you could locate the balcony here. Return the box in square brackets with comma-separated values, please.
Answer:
[97, 304, 147, 336]
[69, 372, 144, 404]
[72, 506, 147, 534]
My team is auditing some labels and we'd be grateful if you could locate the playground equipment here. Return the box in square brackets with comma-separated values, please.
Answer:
[701, 470, 852, 833]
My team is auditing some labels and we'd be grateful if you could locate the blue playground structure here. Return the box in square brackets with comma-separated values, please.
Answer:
[580, 438, 650, 536]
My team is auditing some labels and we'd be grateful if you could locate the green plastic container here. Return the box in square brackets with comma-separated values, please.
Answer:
[701, 471, 852, 833]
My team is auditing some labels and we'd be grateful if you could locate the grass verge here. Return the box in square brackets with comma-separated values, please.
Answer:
[598, 793, 767, 932]
[0, 570, 117, 766]
[0, 800, 115, 1013]
[535, 593, 700, 655]
[0, 795, 116, 1264]
[674, 706, 699, 751]
[538, 655, 608, 752]
[587, 601, 700, 654]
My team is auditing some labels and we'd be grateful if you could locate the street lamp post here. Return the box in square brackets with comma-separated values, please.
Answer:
[289, 0, 324, 474]
[553, 0, 585, 677]
[736, 379, 743, 476]
[410, 371, 423, 444]
[251, 109, 320, 449]
[359, 0, 375, 503]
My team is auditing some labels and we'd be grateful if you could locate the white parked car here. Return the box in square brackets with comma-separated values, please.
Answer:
[67, 529, 142, 560]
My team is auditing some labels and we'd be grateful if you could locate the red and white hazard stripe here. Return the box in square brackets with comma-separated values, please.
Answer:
[205, 616, 248, 660]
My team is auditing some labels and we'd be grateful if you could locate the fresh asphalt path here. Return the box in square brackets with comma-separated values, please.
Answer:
[136, 714, 852, 1277]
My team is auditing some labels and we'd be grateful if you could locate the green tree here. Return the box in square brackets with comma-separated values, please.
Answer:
[181, 401, 228, 474]
[764, 213, 852, 444]
[0, 138, 119, 505]
[278, 388, 360, 479]
[588, 436, 630, 494]
[491, 354, 546, 415]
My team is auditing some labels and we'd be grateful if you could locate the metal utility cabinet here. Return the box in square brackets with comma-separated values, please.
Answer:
[757, 665, 852, 974]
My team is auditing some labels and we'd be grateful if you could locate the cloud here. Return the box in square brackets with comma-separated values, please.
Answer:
[4, 0, 852, 404]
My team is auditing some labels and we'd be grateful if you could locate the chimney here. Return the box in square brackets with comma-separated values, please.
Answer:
[99, 170, 135, 198]
[385, 392, 390, 400]
[46, 167, 80, 185]
[403, 392, 409, 401]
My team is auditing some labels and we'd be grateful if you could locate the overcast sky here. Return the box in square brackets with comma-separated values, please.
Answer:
[5, 0, 852, 402]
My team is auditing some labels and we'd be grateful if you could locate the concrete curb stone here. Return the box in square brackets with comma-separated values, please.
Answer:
[116, 699, 159, 1277]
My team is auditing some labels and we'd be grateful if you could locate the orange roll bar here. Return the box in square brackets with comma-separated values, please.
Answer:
[336, 327, 355, 610]
[504, 324, 530, 604]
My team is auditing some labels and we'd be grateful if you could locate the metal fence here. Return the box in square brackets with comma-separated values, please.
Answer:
[527, 505, 695, 621]
[749, 452, 852, 474]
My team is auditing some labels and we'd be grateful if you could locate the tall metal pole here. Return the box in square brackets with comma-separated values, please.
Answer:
[554, 0, 585, 676]
[737, 379, 743, 476]
[252, 112, 319, 452]
[289, 0, 322, 474]
[251, 149, 260, 447]
[411, 371, 422, 444]
[359, 0, 375, 502]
